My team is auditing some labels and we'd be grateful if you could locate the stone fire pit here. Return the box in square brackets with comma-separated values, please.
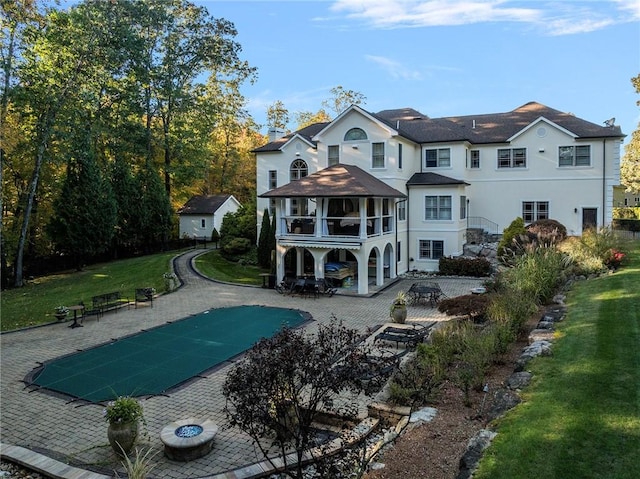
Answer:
[160, 418, 218, 461]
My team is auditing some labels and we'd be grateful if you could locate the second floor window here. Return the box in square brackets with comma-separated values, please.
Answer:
[290, 159, 308, 181]
[268, 170, 277, 189]
[398, 143, 403, 169]
[328, 145, 340, 166]
[398, 201, 406, 221]
[425, 148, 451, 167]
[425, 195, 452, 220]
[559, 145, 591, 167]
[522, 201, 549, 222]
[372, 142, 385, 168]
[498, 148, 526, 168]
[469, 150, 480, 168]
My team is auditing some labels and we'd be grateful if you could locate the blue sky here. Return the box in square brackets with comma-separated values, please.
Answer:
[200, 0, 639, 145]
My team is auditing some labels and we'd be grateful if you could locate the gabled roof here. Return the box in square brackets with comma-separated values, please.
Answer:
[177, 194, 235, 215]
[407, 172, 469, 187]
[259, 164, 406, 198]
[252, 123, 329, 153]
[254, 102, 624, 151]
[442, 102, 624, 143]
[312, 104, 398, 140]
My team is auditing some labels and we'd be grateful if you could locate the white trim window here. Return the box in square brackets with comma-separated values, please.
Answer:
[290, 159, 308, 180]
[559, 145, 591, 167]
[425, 195, 452, 220]
[460, 195, 467, 220]
[398, 201, 406, 221]
[268, 170, 277, 189]
[344, 128, 367, 141]
[522, 201, 549, 222]
[498, 148, 526, 168]
[398, 143, 403, 169]
[469, 149, 480, 168]
[425, 148, 451, 167]
[419, 239, 444, 260]
[328, 145, 340, 166]
[372, 142, 385, 168]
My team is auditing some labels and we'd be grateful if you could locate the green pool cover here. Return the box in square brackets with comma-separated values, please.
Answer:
[30, 305, 308, 403]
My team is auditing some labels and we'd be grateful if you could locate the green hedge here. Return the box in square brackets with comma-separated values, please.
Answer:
[439, 256, 492, 277]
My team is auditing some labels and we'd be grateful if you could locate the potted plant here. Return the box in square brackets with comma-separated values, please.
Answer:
[104, 396, 144, 456]
[54, 306, 69, 321]
[389, 291, 408, 323]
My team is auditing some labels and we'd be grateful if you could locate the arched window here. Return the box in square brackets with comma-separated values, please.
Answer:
[290, 159, 308, 181]
[344, 128, 367, 141]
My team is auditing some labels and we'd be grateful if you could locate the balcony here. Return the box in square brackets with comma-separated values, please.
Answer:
[279, 214, 394, 242]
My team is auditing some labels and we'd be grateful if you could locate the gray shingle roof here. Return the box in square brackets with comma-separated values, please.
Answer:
[406, 172, 470, 187]
[177, 195, 232, 215]
[260, 164, 406, 198]
[255, 102, 624, 152]
[252, 122, 330, 153]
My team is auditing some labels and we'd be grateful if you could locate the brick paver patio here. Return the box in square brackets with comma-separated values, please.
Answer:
[0, 248, 482, 478]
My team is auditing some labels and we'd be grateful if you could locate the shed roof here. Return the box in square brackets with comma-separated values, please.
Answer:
[177, 194, 234, 215]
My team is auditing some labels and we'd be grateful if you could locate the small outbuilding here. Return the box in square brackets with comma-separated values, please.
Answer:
[177, 194, 241, 240]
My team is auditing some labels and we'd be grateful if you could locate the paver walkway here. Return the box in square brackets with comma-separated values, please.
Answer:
[0, 248, 482, 478]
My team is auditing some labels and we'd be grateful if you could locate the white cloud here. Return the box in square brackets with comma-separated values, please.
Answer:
[365, 54, 461, 80]
[330, 0, 541, 28]
[365, 55, 423, 80]
[328, 0, 635, 35]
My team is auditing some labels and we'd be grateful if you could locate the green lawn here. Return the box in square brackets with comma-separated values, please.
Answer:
[475, 243, 640, 479]
[0, 252, 177, 332]
[193, 249, 270, 285]
[0, 248, 267, 332]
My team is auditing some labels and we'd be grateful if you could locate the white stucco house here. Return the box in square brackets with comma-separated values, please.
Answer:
[255, 102, 624, 295]
[177, 194, 241, 239]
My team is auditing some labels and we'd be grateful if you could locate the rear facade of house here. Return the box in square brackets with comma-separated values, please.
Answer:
[255, 102, 624, 295]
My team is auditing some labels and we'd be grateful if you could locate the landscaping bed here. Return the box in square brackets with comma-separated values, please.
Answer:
[364, 313, 537, 479]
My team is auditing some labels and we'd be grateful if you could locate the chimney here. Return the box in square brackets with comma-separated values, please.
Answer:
[268, 128, 285, 142]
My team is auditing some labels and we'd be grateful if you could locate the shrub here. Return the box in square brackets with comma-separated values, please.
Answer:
[388, 344, 445, 406]
[486, 318, 517, 360]
[437, 294, 491, 322]
[451, 322, 496, 406]
[221, 237, 251, 256]
[526, 218, 567, 244]
[500, 246, 569, 305]
[439, 256, 492, 277]
[497, 217, 526, 257]
[559, 227, 629, 275]
[486, 285, 538, 335]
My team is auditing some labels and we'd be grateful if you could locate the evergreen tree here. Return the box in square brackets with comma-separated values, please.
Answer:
[48, 127, 117, 269]
[269, 209, 277, 272]
[257, 209, 271, 268]
[135, 164, 173, 252]
[109, 158, 140, 256]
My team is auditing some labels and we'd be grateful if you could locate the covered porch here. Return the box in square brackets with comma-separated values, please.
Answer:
[260, 164, 406, 295]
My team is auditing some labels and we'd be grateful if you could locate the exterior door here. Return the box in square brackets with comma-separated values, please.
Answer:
[582, 208, 597, 232]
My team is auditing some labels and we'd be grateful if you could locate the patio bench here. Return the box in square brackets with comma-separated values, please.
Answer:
[91, 291, 129, 318]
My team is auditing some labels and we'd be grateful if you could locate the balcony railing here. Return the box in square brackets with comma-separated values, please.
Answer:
[280, 215, 394, 239]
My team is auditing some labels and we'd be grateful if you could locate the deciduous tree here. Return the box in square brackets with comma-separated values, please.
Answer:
[621, 74, 640, 193]
[223, 319, 396, 479]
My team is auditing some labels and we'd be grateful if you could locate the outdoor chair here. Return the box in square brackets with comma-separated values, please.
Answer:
[374, 325, 431, 348]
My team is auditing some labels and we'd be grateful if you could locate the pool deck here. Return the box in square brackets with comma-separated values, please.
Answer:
[0, 248, 483, 479]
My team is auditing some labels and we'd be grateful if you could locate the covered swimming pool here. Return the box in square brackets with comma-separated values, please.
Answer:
[28, 305, 309, 403]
